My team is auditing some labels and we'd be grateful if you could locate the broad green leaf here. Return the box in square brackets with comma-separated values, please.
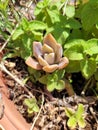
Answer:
[78, 117, 86, 128]
[34, 0, 51, 16]
[21, 18, 29, 30]
[39, 75, 48, 84]
[80, 58, 96, 79]
[52, 25, 70, 44]
[84, 46, 98, 56]
[28, 108, 34, 114]
[47, 80, 65, 91]
[76, 104, 84, 120]
[24, 98, 37, 108]
[32, 104, 39, 112]
[47, 82, 57, 91]
[20, 36, 32, 59]
[65, 5, 75, 18]
[65, 108, 75, 118]
[64, 44, 84, 60]
[84, 39, 98, 55]
[67, 116, 77, 129]
[47, 14, 69, 44]
[64, 39, 85, 49]
[66, 61, 81, 73]
[65, 18, 81, 29]
[56, 69, 65, 79]
[81, 2, 98, 30]
[29, 20, 47, 31]
[46, 8, 60, 24]
[31, 31, 43, 41]
[12, 28, 24, 40]
[84, 39, 98, 49]
[68, 29, 83, 40]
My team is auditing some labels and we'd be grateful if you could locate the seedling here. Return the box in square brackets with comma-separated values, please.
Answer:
[65, 104, 86, 129]
[24, 97, 39, 115]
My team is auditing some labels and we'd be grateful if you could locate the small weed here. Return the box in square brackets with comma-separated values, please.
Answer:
[65, 104, 86, 129]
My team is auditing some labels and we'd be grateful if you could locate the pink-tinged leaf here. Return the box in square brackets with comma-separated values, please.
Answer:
[38, 55, 49, 67]
[42, 44, 54, 54]
[33, 42, 42, 58]
[43, 33, 58, 52]
[44, 53, 55, 65]
[25, 56, 42, 70]
[43, 64, 58, 73]
[58, 57, 69, 69]
[55, 44, 63, 63]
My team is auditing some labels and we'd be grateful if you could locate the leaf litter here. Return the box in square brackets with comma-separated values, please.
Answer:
[2, 57, 98, 130]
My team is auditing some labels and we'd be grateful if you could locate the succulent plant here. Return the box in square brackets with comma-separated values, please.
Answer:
[25, 34, 69, 73]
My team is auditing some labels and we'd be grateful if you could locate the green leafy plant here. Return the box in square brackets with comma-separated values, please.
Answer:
[0, 0, 13, 39]
[24, 97, 39, 115]
[65, 104, 86, 129]
[4, 0, 98, 96]
[64, 39, 98, 79]
[7, 17, 47, 59]
[39, 69, 66, 91]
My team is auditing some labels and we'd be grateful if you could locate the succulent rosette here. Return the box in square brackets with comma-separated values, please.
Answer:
[25, 34, 69, 73]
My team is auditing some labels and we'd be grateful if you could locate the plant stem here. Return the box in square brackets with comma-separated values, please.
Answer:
[65, 79, 74, 96]
[0, 23, 19, 53]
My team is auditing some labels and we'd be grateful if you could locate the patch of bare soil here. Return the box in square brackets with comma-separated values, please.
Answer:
[3, 57, 98, 130]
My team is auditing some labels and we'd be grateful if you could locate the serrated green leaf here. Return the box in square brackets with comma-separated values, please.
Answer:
[52, 24, 70, 44]
[47, 80, 65, 92]
[39, 75, 48, 84]
[80, 58, 96, 79]
[65, 5, 75, 18]
[29, 20, 47, 31]
[67, 116, 77, 129]
[12, 28, 24, 40]
[46, 8, 60, 24]
[64, 39, 85, 49]
[84, 39, 98, 55]
[65, 18, 81, 29]
[24, 97, 39, 114]
[66, 61, 81, 73]
[76, 104, 84, 120]
[64, 44, 84, 60]
[33, 104, 39, 112]
[31, 31, 43, 41]
[65, 108, 75, 118]
[81, 2, 98, 30]
[28, 108, 34, 114]
[78, 117, 86, 128]
[56, 69, 65, 79]
[21, 18, 29, 30]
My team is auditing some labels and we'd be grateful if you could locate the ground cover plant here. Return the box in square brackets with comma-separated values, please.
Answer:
[0, 0, 98, 129]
